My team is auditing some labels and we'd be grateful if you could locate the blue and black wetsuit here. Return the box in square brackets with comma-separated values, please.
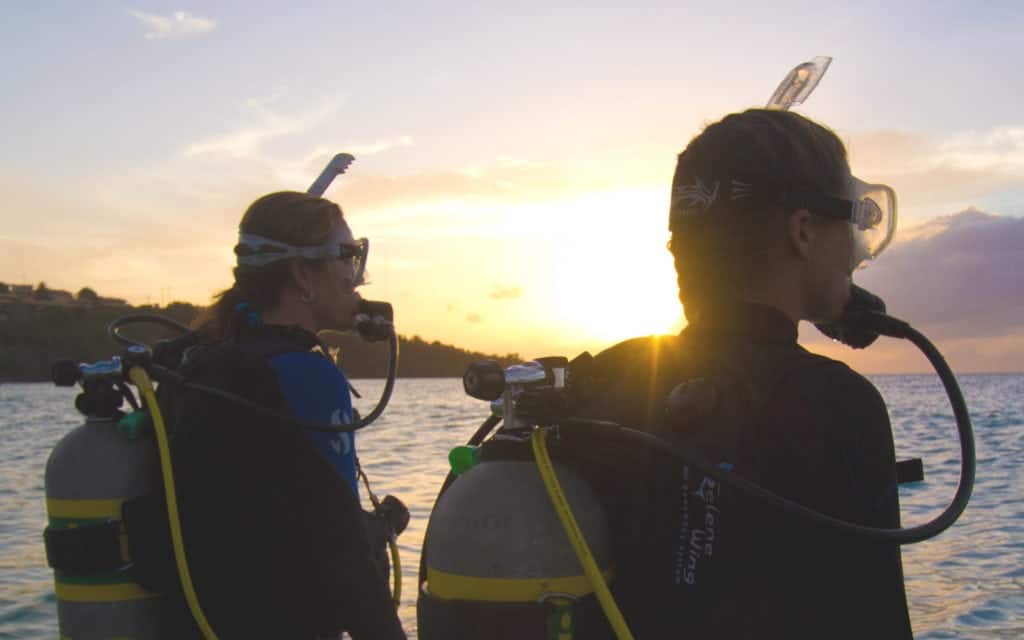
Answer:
[575, 303, 913, 639]
[272, 348, 360, 495]
[163, 325, 405, 639]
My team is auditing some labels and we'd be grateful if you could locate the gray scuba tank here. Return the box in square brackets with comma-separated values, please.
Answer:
[420, 455, 613, 639]
[44, 358, 173, 639]
[419, 358, 618, 639]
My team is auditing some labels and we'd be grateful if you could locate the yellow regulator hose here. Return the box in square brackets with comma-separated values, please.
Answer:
[358, 466, 403, 607]
[530, 427, 635, 640]
[127, 367, 218, 640]
[389, 537, 402, 606]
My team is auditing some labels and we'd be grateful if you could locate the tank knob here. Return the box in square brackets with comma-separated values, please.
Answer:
[464, 360, 505, 401]
[123, 345, 152, 369]
[52, 360, 81, 387]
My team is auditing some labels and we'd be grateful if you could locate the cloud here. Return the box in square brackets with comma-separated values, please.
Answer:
[346, 136, 414, 156]
[489, 284, 523, 300]
[846, 126, 1024, 219]
[129, 10, 216, 40]
[339, 162, 571, 214]
[466, 313, 482, 324]
[183, 97, 344, 160]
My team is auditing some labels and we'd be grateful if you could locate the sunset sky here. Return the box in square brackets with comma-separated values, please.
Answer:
[2, 2, 1022, 372]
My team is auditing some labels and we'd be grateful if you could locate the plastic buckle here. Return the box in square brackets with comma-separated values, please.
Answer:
[539, 593, 577, 640]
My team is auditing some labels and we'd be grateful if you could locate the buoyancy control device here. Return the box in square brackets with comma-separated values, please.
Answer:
[417, 290, 976, 640]
[42, 153, 407, 640]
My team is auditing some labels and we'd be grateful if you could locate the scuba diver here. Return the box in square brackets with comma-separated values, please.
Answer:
[160, 190, 407, 639]
[573, 108, 913, 638]
[43, 173, 408, 639]
[420, 58, 972, 640]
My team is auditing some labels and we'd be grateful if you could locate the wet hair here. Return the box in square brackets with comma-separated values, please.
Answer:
[668, 108, 850, 320]
[195, 191, 344, 340]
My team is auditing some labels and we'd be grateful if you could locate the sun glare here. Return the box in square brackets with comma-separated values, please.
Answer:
[537, 188, 684, 349]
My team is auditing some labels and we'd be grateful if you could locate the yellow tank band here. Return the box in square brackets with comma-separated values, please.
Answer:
[426, 567, 614, 602]
[55, 581, 158, 603]
[47, 498, 122, 520]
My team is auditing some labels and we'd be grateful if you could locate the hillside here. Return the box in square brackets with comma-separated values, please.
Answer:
[0, 300, 520, 382]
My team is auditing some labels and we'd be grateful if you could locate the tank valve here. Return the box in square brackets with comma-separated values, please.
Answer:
[463, 360, 505, 401]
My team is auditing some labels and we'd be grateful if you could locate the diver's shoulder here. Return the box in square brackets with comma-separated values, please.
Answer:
[786, 347, 887, 409]
[590, 334, 681, 366]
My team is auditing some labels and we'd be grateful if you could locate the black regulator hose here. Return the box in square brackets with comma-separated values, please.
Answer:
[150, 328, 399, 433]
[562, 311, 975, 545]
[109, 313, 400, 433]
[108, 313, 194, 347]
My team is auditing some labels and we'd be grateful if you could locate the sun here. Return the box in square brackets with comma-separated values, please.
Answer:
[537, 188, 685, 349]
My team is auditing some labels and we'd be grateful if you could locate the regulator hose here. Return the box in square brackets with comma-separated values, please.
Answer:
[108, 314, 193, 348]
[111, 311, 399, 433]
[559, 312, 974, 545]
[127, 366, 218, 640]
[531, 428, 634, 640]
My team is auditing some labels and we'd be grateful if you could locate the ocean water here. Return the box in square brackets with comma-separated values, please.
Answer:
[1, 374, 1021, 639]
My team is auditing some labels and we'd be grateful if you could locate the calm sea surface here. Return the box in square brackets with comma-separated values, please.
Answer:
[1, 374, 1021, 639]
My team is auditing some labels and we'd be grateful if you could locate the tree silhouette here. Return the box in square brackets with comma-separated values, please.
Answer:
[76, 287, 99, 303]
[33, 282, 52, 301]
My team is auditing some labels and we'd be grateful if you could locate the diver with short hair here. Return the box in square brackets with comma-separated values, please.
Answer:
[164, 191, 406, 638]
[578, 109, 913, 638]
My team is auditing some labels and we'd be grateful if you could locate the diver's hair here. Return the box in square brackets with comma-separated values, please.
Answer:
[194, 191, 344, 340]
[668, 108, 849, 319]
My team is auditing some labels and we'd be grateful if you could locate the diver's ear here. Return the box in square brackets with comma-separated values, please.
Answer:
[289, 259, 315, 301]
[787, 208, 816, 260]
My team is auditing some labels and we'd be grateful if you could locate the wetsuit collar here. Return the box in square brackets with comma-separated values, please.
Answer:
[684, 302, 798, 345]
[235, 323, 323, 351]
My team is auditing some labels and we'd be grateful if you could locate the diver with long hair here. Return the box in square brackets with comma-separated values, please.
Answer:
[164, 191, 406, 638]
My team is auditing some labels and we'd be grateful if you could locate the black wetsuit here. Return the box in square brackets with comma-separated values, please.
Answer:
[576, 303, 913, 639]
[161, 327, 406, 639]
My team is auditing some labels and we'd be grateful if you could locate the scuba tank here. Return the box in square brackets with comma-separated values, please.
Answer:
[419, 359, 620, 640]
[43, 299, 402, 639]
[44, 355, 173, 639]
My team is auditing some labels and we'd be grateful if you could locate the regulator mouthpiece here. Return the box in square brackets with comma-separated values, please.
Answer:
[815, 285, 912, 348]
[354, 299, 394, 342]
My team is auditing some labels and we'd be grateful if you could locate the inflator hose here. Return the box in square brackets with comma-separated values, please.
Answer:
[531, 428, 635, 640]
[127, 367, 218, 640]
[359, 466, 404, 607]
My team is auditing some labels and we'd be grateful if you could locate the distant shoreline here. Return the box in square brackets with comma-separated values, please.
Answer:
[0, 300, 520, 383]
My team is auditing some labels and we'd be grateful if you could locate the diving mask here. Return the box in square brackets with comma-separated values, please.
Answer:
[785, 175, 897, 267]
[669, 171, 897, 268]
[235, 233, 369, 286]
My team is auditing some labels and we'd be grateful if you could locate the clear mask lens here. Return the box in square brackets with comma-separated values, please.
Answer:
[850, 178, 897, 267]
[340, 238, 369, 287]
